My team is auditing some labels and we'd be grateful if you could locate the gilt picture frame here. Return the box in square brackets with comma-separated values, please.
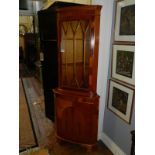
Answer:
[114, 0, 135, 42]
[107, 80, 134, 123]
[112, 44, 135, 85]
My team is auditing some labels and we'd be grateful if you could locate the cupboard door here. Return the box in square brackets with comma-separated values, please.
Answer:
[54, 92, 99, 144]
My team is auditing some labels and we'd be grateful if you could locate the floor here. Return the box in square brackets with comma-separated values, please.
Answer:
[20, 63, 113, 155]
[19, 79, 37, 151]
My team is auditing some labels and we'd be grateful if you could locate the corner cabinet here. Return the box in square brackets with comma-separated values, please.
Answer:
[53, 5, 102, 151]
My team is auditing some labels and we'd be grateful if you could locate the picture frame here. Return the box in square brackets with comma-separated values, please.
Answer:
[114, 0, 135, 42]
[112, 44, 135, 85]
[107, 80, 134, 123]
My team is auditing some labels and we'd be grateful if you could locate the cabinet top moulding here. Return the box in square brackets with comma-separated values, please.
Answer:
[56, 5, 102, 19]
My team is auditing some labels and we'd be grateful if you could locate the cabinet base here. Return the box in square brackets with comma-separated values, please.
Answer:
[56, 135, 97, 152]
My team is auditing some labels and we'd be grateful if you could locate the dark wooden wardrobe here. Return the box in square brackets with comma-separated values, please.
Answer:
[38, 2, 78, 121]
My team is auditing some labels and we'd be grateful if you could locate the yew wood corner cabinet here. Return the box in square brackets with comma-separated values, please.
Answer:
[53, 5, 102, 151]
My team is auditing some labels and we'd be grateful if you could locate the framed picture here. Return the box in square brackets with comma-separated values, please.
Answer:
[112, 44, 135, 85]
[107, 80, 134, 123]
[114, 0, 135, 42]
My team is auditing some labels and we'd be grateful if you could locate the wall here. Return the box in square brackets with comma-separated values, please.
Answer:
[103, 103, 135, 155]
[19, 0, 34, 15]
[92, 0, 135, 155]
[19, 15, 34, 58]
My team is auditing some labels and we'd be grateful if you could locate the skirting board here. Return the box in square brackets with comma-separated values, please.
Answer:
[100, 132, 126, 155]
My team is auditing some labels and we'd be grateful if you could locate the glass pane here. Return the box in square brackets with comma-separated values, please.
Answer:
[75, 23, 83, 39]
[75, 40, 83, 88]
[61, 40, 74, 86]
[62, 22, 69, 35]
[80, 20, 89, 33]
[71, 21, 79, 33]
[60, 20, 90, 89]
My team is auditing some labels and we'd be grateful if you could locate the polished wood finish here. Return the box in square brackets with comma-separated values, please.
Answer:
[53, 5, 101, 150]
[53, 89, 99, 144]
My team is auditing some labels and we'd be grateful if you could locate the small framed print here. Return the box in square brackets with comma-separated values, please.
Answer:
[107, 80, 134, 123]
[114, 0, 135, 42]
[112, 44, 135, 85]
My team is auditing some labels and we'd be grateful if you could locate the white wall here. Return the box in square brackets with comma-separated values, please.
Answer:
[91, 0, 115, 140]
[93, 1, 134, 154]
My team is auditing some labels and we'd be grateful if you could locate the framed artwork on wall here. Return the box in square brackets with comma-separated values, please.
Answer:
[112, 44, 135, 85]
[114, 0, 135, 42]
[107, 80, 134, 123]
